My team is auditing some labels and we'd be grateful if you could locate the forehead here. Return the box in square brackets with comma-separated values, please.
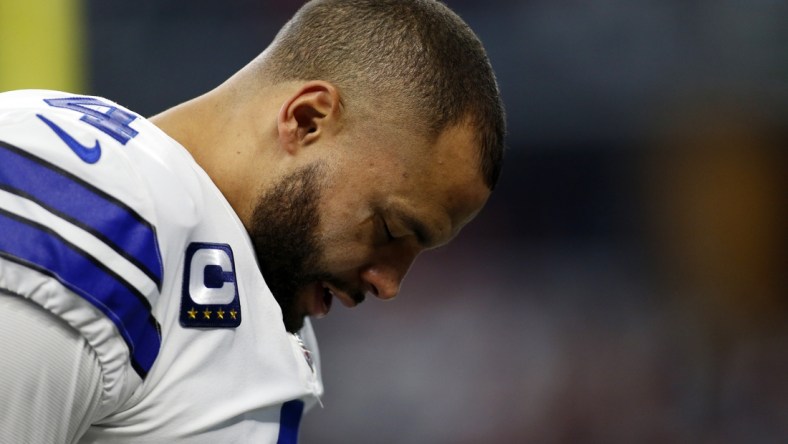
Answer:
[426, 122, 488, 204]
[384, 121, 491, 242]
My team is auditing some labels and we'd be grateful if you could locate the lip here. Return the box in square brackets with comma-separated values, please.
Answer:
[307, 282, 332, 318]
[322, 282, 359, 308]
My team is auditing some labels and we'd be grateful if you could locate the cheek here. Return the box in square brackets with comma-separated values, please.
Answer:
[314, 170, 383, 272]
[316, 211, 377, 273]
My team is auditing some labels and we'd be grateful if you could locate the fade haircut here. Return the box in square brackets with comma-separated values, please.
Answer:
[263, 0, 505, 189]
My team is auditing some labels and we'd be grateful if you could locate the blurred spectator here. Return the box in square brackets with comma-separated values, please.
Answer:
[642, 99, 787, 442]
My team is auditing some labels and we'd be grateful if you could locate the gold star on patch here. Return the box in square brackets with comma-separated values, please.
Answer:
[187, 308, 197, 319]
[202, 308, 212, 319]
[229, 309, 238, 320]
[216, 309, 225, 320]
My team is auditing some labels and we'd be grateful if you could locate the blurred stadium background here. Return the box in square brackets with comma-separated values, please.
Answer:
[1, 0, 785, 442]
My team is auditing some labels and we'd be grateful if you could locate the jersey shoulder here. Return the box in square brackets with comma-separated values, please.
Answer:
[0, 89, 202, 414]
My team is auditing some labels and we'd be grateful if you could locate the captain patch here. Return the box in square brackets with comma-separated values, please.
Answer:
[180, 242, 241, 328]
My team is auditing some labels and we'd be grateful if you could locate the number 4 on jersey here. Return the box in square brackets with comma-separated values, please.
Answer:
[44, 97, 139, 145]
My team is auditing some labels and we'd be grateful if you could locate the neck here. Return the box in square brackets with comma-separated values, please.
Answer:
[149, 89, 260, 226]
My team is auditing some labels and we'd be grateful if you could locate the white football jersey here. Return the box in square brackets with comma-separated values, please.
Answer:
[0, 90, 323, 443]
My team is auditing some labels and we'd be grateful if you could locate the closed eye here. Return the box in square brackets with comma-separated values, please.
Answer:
[382, 218, 394, 241]
[374, 214, 394, 243]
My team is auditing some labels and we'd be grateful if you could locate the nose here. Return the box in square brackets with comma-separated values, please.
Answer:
[360, 246, 420, 300]
[360, 266, 402, 300]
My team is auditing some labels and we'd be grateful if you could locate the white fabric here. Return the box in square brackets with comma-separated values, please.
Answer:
[0, 291, 103, 444]
[0, 90, 323, 443]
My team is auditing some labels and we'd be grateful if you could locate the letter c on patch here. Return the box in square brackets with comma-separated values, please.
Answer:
[188, 246, 236, 304]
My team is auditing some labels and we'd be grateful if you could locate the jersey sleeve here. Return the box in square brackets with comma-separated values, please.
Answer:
[0, 293, 103, 443]
[0, 90, 166, 417]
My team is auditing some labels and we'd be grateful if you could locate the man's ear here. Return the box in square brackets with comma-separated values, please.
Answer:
[277, 80, 342, 154]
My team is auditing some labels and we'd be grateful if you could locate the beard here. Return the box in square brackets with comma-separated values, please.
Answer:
[248, 163, 330, 333]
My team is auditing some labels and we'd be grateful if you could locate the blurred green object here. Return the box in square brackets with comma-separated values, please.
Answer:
[0, 0, 85, 92]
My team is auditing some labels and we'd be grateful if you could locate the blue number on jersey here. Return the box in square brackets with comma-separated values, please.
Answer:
[43, 97, 139, 145]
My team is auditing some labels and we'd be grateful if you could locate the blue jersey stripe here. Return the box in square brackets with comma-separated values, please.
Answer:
[0, 140, 163, 289]
[277, 400, 305, 444]
[0, 209, 160, 377]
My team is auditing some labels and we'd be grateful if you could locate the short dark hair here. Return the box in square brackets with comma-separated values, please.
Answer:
[264, 0, 505, 189]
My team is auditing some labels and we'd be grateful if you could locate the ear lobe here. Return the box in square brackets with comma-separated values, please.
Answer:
[277, 81, 341, 154]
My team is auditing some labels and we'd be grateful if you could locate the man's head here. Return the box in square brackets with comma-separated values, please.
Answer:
[249, 112, 491, 332]
[260, 0, 505, 190]
[188, 0, 504, 332]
